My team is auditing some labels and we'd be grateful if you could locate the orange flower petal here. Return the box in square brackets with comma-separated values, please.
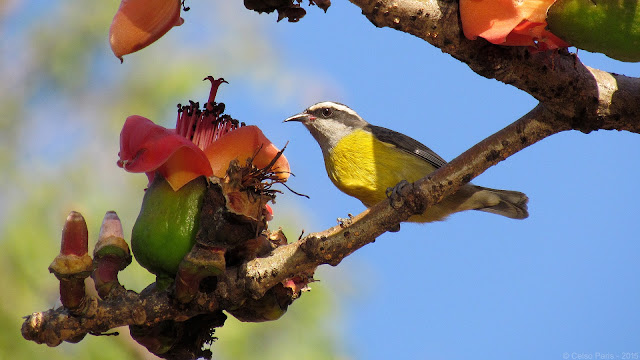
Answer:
[157, 146, 212, 191]
[460, 0, 560, 46]
[109, 0, 184, 62]
[461, 0, 521, 43]
[503, 20, 569, 49]
[203, 126, 290, 180]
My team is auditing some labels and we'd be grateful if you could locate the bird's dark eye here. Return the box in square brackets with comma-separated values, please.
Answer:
[321, 108, 333, 117]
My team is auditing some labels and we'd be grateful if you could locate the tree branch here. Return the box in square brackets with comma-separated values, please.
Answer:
[349, 0, 640, 133]
[21, 104, 566, 347]
[22, 0, 640, 354]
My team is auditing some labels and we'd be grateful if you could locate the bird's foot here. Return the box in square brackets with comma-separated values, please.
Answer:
[385, 180, 413, 233]
[386, 180, 412, 210]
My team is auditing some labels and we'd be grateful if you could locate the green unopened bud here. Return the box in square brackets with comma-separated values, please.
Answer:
[547, 0, 640, 62]
[131, 175, 207, 280]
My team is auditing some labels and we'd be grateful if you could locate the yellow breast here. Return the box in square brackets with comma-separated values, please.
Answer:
[324, 129, 437, 207]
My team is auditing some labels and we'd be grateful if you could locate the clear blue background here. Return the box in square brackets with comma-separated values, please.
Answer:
[5, 1, 639, 359]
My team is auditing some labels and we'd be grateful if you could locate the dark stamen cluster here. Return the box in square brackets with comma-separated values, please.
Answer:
[175, 77, 245, 151]
[239, 143, 308, 201]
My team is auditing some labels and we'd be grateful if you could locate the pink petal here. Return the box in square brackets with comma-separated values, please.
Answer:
[118, 115, 213, 190]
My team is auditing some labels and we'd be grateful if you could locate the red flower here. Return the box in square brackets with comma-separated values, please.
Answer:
[460, 0, 570, 50]
[117, 77, 290, 191]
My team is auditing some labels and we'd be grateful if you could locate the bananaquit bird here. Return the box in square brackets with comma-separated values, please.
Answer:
[284, 101, 528, 222]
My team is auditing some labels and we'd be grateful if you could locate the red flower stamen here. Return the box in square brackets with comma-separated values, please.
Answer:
[206, 76, 228, 104]
[175, 78, 241, 152]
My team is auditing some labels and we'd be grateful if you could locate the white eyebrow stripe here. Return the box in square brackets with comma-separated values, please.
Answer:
[308, 101, 360, 118]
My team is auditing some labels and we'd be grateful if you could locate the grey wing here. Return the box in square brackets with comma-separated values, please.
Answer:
[367, 125, 448, 169]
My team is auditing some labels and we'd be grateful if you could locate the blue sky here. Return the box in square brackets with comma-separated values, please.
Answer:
[7, 1, 640, 359]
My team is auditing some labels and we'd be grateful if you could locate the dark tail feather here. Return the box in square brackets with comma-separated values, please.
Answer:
[475, 188, 529, 219]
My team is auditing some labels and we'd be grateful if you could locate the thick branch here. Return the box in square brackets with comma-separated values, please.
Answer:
[23, 105, 565, 345]
[349, 0, 640, 133]
[23, 0, 640, 349]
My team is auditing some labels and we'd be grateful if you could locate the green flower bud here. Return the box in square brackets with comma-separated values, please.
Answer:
[131, 175, 207, 281]
[547, 0, 640, 62]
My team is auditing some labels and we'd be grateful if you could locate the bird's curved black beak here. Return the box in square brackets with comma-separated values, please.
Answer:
[283, 113, 312, 123]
